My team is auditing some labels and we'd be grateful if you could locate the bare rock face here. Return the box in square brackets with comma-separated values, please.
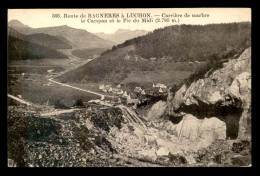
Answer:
[163, 114, 226, 145]
[166, 47, 251, 140]
[147, 101, 167, 121]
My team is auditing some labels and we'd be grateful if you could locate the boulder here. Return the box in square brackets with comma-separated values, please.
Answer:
[147, 101, 167, 121]
[156, 147, 169, 157]
[184, 154, 197, 165]
[138, 148, 157, 161]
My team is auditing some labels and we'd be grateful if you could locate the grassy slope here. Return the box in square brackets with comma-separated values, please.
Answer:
[110, 22, 251, 60]
[71, 48, 107, 59]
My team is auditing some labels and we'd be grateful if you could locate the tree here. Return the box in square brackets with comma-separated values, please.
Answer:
[73, 99, 85, 108]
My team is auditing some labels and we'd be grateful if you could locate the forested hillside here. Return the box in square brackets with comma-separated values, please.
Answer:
[56, 22, 251, 89]
[26, 33, 72, 49]
[103, 22, 251, 61]
[8, 35, 69, 61]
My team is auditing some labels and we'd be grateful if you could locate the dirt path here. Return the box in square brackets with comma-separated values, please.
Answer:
[40, 109, 81, 117]
[48, 78, 109, 100]
[8, 94, 33, 106]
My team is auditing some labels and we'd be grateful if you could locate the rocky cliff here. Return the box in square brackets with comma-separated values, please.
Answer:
[165, 47, 251, 141]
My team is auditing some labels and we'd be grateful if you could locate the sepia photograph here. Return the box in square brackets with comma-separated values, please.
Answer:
[7, 8, 251, 167]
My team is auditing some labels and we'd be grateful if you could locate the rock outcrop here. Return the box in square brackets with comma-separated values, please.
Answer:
[147, 101, 167, 121]
[166, 47, 251, 140]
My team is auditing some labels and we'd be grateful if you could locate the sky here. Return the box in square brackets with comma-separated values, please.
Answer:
[8, 8, 251, 34]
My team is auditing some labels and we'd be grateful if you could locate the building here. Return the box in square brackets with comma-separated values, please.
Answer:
[153, 83, 167, 89]
[112, 88, 124, 95]
[134, 87, 142, 93]
[105, 85, 112, 88]
[152, 87, 160, 92]
[108, 87, 113, 92]
[116, 84, 124, 88]
[112, 88, 120, 93]
[123, 91, 129, 97]
[103, 87, 110, 92]
[99, 84, 104, 90]
[117, 90, 124, 95]
[130, 93, 137, 99]
[159, 87, 168, 93]
[127, 93, 140, 105]
[141, 89, 146, 95]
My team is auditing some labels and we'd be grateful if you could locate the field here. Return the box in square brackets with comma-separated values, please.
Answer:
[71, 48, 107, 59]
[8, 58, 100, 107]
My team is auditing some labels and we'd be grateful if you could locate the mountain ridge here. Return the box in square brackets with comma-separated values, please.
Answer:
[8, 20, 115, 49]
[95, 29, 149, 44]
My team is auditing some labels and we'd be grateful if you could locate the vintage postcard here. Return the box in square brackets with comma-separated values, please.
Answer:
[7, 8, 251, 167]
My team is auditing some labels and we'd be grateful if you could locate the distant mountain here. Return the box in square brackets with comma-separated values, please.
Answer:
[8, 35, 69, 61]
[8, 27, 26, 40]
[9, 27, 72, 49]
[26, 33, 72, 49]
[8, 20, 115, 49]
[8, 20, 33, 35]
[95, 29, 149, 44]
[56, 22, 251, 91]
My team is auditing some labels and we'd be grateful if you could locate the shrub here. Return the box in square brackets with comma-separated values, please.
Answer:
[73, 99, 86, 108]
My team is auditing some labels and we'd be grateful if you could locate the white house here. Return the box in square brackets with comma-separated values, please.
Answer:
[134, 87, 142, 93]
[103, 87, 110, 92]
[159, 87, 167, 93]
[123, 91, 129, 97]
[126, 94, 131, 100]
[112, 88, 120, 94]
[141, 90, 146, 95]
[117, 90, 124, 95]
[127, 97, 140, 105]
[112, 88, 123, 94]
[153, 83, 167, 89]
[108, 87, 113, 92]
[99, 84, 104, 90]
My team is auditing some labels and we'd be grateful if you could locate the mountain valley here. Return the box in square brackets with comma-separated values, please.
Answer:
[7, 20, 252, 167]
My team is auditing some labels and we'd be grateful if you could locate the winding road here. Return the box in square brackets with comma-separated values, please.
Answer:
[49, 78, 107, 100]
[7, 94, 33, 106]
